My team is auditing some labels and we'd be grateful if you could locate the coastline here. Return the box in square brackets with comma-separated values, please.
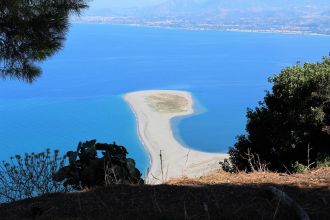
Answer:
[71, 19, 330, 37]
[124, 90, 227, 184]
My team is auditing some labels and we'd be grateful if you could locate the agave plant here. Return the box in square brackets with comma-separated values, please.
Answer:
[53, 140, 144, 190]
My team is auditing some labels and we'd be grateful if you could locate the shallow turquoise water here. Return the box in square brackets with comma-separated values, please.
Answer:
[0, 24, 330, 172]
[0, 95, 148, 172]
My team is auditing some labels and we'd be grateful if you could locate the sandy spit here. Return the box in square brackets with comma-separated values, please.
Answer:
[124, 90, 227, 184]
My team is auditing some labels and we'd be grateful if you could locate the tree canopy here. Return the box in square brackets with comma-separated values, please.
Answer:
[228, 56, 330, 172]
[0, 0, 88, 82]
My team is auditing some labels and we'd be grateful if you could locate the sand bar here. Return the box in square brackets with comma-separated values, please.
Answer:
[124, 90, 227, 184]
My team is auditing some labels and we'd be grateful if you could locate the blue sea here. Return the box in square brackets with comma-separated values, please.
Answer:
[1, 24, 330, 173]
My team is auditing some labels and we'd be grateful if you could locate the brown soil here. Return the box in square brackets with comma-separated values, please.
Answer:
[0, 168, 329, 220]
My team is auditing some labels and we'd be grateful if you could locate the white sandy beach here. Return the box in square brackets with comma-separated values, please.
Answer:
[124, 90, 227, 184]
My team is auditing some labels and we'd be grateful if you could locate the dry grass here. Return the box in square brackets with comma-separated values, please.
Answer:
[146, 94, 189, 113]
[0, 168, 329, 220]
[167, 167, 330, 188]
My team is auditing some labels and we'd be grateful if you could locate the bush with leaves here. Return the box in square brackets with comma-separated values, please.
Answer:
[293, 161, 306, 173]
[316, 153, 330, 168]
[228, 56, 330, 172]
[0, 149, 70, 203]
[53, 140, 144, 190]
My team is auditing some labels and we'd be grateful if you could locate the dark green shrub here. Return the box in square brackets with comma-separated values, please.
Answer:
[228, 56, 330, 172]
[219, 158, 236, 173]
[293, 161, 306, 173]
[316, 153, 330, 168]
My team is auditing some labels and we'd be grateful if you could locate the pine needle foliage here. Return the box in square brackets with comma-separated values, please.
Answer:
[0, 0, 88, 82]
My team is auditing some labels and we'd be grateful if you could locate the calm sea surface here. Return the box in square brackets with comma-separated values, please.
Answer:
[1, 24, 330, 172]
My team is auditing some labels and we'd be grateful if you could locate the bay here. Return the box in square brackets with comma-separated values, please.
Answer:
[1, 24, 329, 172]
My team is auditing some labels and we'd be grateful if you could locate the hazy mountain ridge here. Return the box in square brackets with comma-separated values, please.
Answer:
[80, 0, 330, 34]
[88, 0, 330, 16]
[138, 0, 330, 17]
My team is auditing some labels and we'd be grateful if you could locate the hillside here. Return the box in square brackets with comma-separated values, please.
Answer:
[80, 0, 330, 34]
[1, 168, 329, 220]
[139, 0, 330, 16]
[89, 0, 330, 16]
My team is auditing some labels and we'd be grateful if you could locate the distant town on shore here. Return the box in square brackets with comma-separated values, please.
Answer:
[73, 0, 330, 35]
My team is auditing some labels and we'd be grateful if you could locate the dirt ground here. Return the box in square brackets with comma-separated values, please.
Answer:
[0, 168, 329, 220]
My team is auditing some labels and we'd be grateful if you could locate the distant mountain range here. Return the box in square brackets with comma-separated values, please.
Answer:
[142, 0, 329, 15]
[79, 0, 330, 34]
[87, 0, 330, 16]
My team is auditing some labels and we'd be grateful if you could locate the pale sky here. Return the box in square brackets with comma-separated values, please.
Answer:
[89, 0, 167, 8]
